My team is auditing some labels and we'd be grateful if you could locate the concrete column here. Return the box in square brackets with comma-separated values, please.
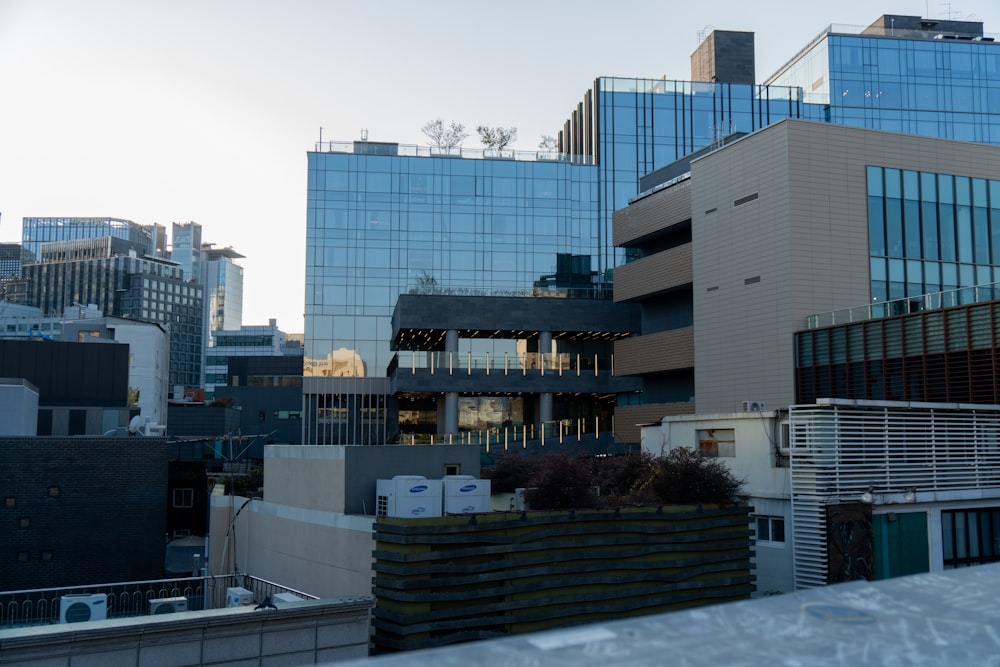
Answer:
[539, 392, 553, 426]
[538, 331, 552, 356]
[444, 329, 459, 373]
[538, 331, 554, 431]
[444, 392, 459, 436]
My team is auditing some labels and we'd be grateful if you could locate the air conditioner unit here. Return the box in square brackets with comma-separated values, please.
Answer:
[60, 594, 108, 623]
[272, 592, 304, 606]
[742, 400, 765, 412]
[226, 586, 253, 608]
[149, 597, 188, 615]
[778, 421, 791, 455]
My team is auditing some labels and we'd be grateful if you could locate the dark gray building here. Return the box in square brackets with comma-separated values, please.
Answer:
[20, 237, 203, 389]
[0, 436, 169, 591]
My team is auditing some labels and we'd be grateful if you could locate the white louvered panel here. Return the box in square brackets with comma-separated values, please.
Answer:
[789, 400, 1000, 589]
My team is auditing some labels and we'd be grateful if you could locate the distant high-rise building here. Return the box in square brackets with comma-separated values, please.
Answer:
[170, 222, 202, 282]
[21, 217, 159, 261]
[21, 238, 203, 388]
[202, 244, 244, 335]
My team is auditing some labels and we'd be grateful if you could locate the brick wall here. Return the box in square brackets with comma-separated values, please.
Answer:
[0, 437, 169, 591]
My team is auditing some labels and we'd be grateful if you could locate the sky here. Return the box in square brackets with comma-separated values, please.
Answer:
[2, 1, 1000, 333]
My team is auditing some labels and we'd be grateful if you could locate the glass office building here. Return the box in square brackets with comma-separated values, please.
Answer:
[21, 217, 159, 261]
[306, 145, 598, 377]
[305, 14, 1000, 444]
[867, 166, 1000, 303]
[767, 18, 1000, 143]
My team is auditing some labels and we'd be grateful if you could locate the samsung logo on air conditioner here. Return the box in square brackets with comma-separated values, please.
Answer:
[460, 485, 477, 493]
[410, 485, 428, 493]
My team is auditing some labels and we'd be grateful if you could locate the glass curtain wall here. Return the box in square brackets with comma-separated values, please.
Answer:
[305, 152, 598, 377]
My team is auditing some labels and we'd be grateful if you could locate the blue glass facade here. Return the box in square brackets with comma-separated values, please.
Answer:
[565, 78, 817, 271]
[305, 16, 1000, 443]
[306, 148, 598, 376]
[769, 31, 1000, 143]
[21, 217, 157, 261]
[867, 165, 1000, 303]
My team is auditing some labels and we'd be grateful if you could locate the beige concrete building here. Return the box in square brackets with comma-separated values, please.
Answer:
[614, 118, 1000, 421]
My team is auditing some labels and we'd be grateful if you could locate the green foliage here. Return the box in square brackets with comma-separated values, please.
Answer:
[485, 448, 743, 510]
[483, 453, 537, 493]
[523, 453, 595, 510]
[590, 451, 655, 503]
[223, 466, 264, 497]
[644, 447, 745, 505]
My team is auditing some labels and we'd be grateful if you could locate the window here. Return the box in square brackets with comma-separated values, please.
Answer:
[173, 529, 191, 539]
[17, 551, 29, 562]
[755, 516, 786, 545]
[48, 486, 59, 498]
[697, 428, 735, 457]
[19, 517, 30, 529]
[173, 488, 194, 508]
[4, 497, 14, 508]
[942, 507, 1000, 568]
[445, 464, 461, 476]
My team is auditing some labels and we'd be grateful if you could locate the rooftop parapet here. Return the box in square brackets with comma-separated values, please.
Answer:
[312, 140, 593, 166]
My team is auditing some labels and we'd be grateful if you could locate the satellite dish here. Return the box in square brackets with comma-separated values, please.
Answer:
[127, 415, 145, 435]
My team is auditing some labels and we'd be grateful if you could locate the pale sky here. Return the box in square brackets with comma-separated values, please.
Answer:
[2, 0, 999, 332]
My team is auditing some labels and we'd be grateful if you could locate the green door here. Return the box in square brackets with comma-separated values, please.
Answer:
[874, 512, 929, 579]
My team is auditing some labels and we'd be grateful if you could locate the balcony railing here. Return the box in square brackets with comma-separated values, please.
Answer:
[806, 282, 1000, 329]
[399, 418, 616, 450]
[392, 351, 615, 376]
[0, 574, 316, 629]
[313, 141, 594, 166]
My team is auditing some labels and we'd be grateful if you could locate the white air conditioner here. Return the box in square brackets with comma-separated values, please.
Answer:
[226, 586, 253, 608]
[60, 594, 108, 623]
[778, 421, 791, 455]
[742, 400, 765, 412]
[149, 597, 188, 615]
[272, 592, 304, 606]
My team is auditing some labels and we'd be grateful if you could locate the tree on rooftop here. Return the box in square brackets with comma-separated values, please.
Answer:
[421, 119, 467, 152]
[538, 134, 558, 151]
[477, 125, 518, 152]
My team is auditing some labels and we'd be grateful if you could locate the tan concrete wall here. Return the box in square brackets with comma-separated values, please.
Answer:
[264, 445, 346, 513]
[614, 327, 694, 376]
[614, 243, 692, 302]
[690, 119, 1000, 413]
[613, 179, 691, 247]
[615, 402, 695, 444]
[242, 504, 375, 599]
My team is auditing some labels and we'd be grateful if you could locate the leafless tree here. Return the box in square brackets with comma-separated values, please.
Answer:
[421, 119, 468, 152]
[477, 125, 518, 152]
[538, 134, 558, 151]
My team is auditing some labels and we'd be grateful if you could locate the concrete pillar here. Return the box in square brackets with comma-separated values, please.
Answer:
[539, 392, 553, 426]
[538, 331, 553, 432]
[444, 392, 459, 436]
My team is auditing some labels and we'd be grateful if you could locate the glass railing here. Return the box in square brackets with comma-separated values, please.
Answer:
[392, 351, 614, 376]
[398, 417, 613, 450]
[807, 282, 1000, 329]
[313, 140, 594, 165]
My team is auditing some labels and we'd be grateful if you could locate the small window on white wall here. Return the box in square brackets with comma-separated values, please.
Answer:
[697, 428, 735, 457]
[755, 516, 786, 545]
[173, 488, 194, 508]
